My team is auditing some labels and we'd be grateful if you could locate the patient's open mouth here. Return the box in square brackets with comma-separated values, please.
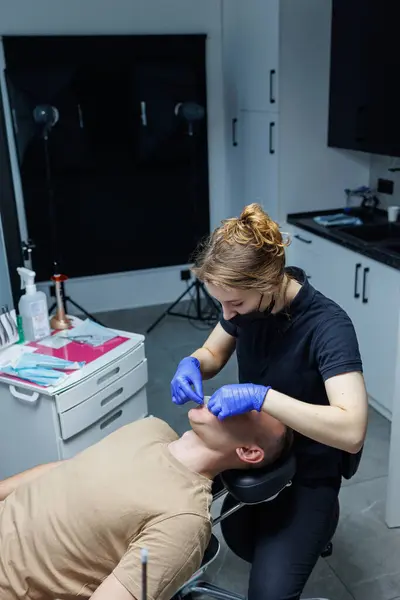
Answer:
[192, 396, 210, 411]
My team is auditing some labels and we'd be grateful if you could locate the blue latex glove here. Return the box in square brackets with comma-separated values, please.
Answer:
[171, 356, 204, 405]
[207, 383, 271, 420]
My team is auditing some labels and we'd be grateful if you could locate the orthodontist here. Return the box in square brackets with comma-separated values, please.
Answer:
[171, 203, 368, 600]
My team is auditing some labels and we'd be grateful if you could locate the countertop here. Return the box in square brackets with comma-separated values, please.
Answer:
[286, 208, 400, 271]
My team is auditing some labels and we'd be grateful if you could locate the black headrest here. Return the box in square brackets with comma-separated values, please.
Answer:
[220, 451, 296, 505]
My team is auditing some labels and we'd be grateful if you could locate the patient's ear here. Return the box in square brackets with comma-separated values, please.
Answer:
[236, 446, 264, 466]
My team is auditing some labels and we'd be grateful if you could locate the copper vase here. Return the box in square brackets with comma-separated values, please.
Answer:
[50, 274, 71, 330]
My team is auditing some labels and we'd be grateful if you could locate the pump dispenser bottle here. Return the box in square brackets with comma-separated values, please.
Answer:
[17, 267, 51, 341]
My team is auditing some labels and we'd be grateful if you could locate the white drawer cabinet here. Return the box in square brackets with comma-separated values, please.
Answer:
[285, 225, 332, 296]
[348, 256, 400, 418]
[286, 225, 400, 419]
[0, 337, 148, 479]
[55, 342, 146, 414]
[61, 387, 148, 459]
[58, 359, 148, 441]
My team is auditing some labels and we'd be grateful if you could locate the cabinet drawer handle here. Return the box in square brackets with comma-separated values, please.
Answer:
[354, 263, 361, 298]
[140, 101, 147, 126]
[100, 387, 123, 407]
[232, 118, 238, 146]
[97, 366, 120, 386]
[269, 122, 275, 154]
[294, 234, 312, 244]
[270, 69, 276, 104]
[362, 267, 369, 303]
[9, 385, 39, 404]
[100, 409, 123, 430]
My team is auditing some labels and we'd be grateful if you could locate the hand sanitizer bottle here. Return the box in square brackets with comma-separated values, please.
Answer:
[17, 267, 51, 342]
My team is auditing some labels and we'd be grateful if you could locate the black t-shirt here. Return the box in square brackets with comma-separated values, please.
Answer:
[220, 267, 363, 481]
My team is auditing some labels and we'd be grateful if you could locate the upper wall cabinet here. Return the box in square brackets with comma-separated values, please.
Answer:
[223, 0, 279, 112]
[328, 0, 400, 157]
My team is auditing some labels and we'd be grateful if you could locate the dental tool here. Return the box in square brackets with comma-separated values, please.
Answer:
[141, 548, 148, 600]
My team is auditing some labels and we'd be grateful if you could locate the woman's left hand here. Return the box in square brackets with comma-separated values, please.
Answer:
[208, 383, 270, 420]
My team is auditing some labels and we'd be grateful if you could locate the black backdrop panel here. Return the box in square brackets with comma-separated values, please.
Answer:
[3, 35, 209, 282]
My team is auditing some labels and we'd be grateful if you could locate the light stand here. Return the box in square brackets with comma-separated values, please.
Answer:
[146, 102, 221, 334]
[146, 278, 221, 334]
[33, 105, 102, 326]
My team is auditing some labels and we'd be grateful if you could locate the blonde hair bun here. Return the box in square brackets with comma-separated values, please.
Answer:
[222, 203, 286, 256]
[192, 203, 287, 292]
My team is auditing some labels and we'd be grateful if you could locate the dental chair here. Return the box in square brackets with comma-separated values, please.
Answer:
[173, 444, 363, 600]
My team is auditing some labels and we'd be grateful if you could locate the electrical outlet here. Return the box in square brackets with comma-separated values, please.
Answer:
[377, 178, 394, 195]
[180, 269, 191, 281]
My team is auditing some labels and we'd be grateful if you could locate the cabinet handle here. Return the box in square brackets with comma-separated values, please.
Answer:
[9, 385, 39, 405]
[100, 387, 123, 407]
[269, 122, 276, 154]
[362, 267, 369, 303]
[97, 366, 120, 386]
[232, 118, 238, 146]
[100, 409, 123, 430]
[294, 233, 312, 244]
[140, 101, 147, 126]
[77, 104, 84, 128]
[270, 69, 276, 104]
[354, 263, 361, 298]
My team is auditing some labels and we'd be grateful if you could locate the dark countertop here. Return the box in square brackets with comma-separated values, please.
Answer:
[286, 208, 400, 271]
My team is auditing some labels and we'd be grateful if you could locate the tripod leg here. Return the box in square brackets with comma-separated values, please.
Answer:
[195, 280, 202, 319]
[203, 286, 221, 315]
[64, 297, 104, 326]
[193, 282, 220, 321]
[146, 283, 195, 334]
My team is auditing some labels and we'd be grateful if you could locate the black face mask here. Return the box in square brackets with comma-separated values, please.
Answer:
[228, 294, 276, 327]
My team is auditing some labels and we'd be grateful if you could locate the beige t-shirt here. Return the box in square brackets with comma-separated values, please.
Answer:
[0, 417, 212, 600]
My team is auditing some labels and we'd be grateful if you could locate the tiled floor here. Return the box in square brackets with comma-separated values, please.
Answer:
[97, 302, 399, 600]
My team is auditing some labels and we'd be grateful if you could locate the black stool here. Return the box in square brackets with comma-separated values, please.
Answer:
[174, 451, 338, 600]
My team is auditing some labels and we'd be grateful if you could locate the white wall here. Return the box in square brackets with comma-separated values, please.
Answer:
[370, 155, 400, 211]
[278, 0, 371, 220]
[0, 0, 226, 314]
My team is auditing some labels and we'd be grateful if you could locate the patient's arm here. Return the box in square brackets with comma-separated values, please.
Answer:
[0, 461, 63, 500]
[91, 574, 135, 599]
[112, 513, 211, 600]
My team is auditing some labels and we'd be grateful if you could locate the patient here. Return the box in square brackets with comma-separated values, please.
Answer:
[0, 400, 288, 600]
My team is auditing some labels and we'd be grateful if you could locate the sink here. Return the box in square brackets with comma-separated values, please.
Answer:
[380, 241, 400, 256]
[339, 223, 400, 243]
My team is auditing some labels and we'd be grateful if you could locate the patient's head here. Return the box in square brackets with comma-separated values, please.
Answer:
[188, 398, 289, 471]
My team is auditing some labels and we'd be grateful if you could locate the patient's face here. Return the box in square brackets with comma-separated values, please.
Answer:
[188, 402, 257, 453]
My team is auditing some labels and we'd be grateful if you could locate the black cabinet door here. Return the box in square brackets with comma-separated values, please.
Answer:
[328, 0, 400, 157]
[328, 0, 370, 152]
[364, 2, 400, 156]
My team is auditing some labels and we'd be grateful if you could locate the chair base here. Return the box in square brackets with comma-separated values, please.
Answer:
[177, 579, 330, 600]
[177, 580, 245, 600]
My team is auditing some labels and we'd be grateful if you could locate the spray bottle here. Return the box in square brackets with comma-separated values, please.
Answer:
[17, 267, 51, 342]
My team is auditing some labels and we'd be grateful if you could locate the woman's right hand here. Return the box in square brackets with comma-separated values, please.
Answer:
[171, 356, 204, 405]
